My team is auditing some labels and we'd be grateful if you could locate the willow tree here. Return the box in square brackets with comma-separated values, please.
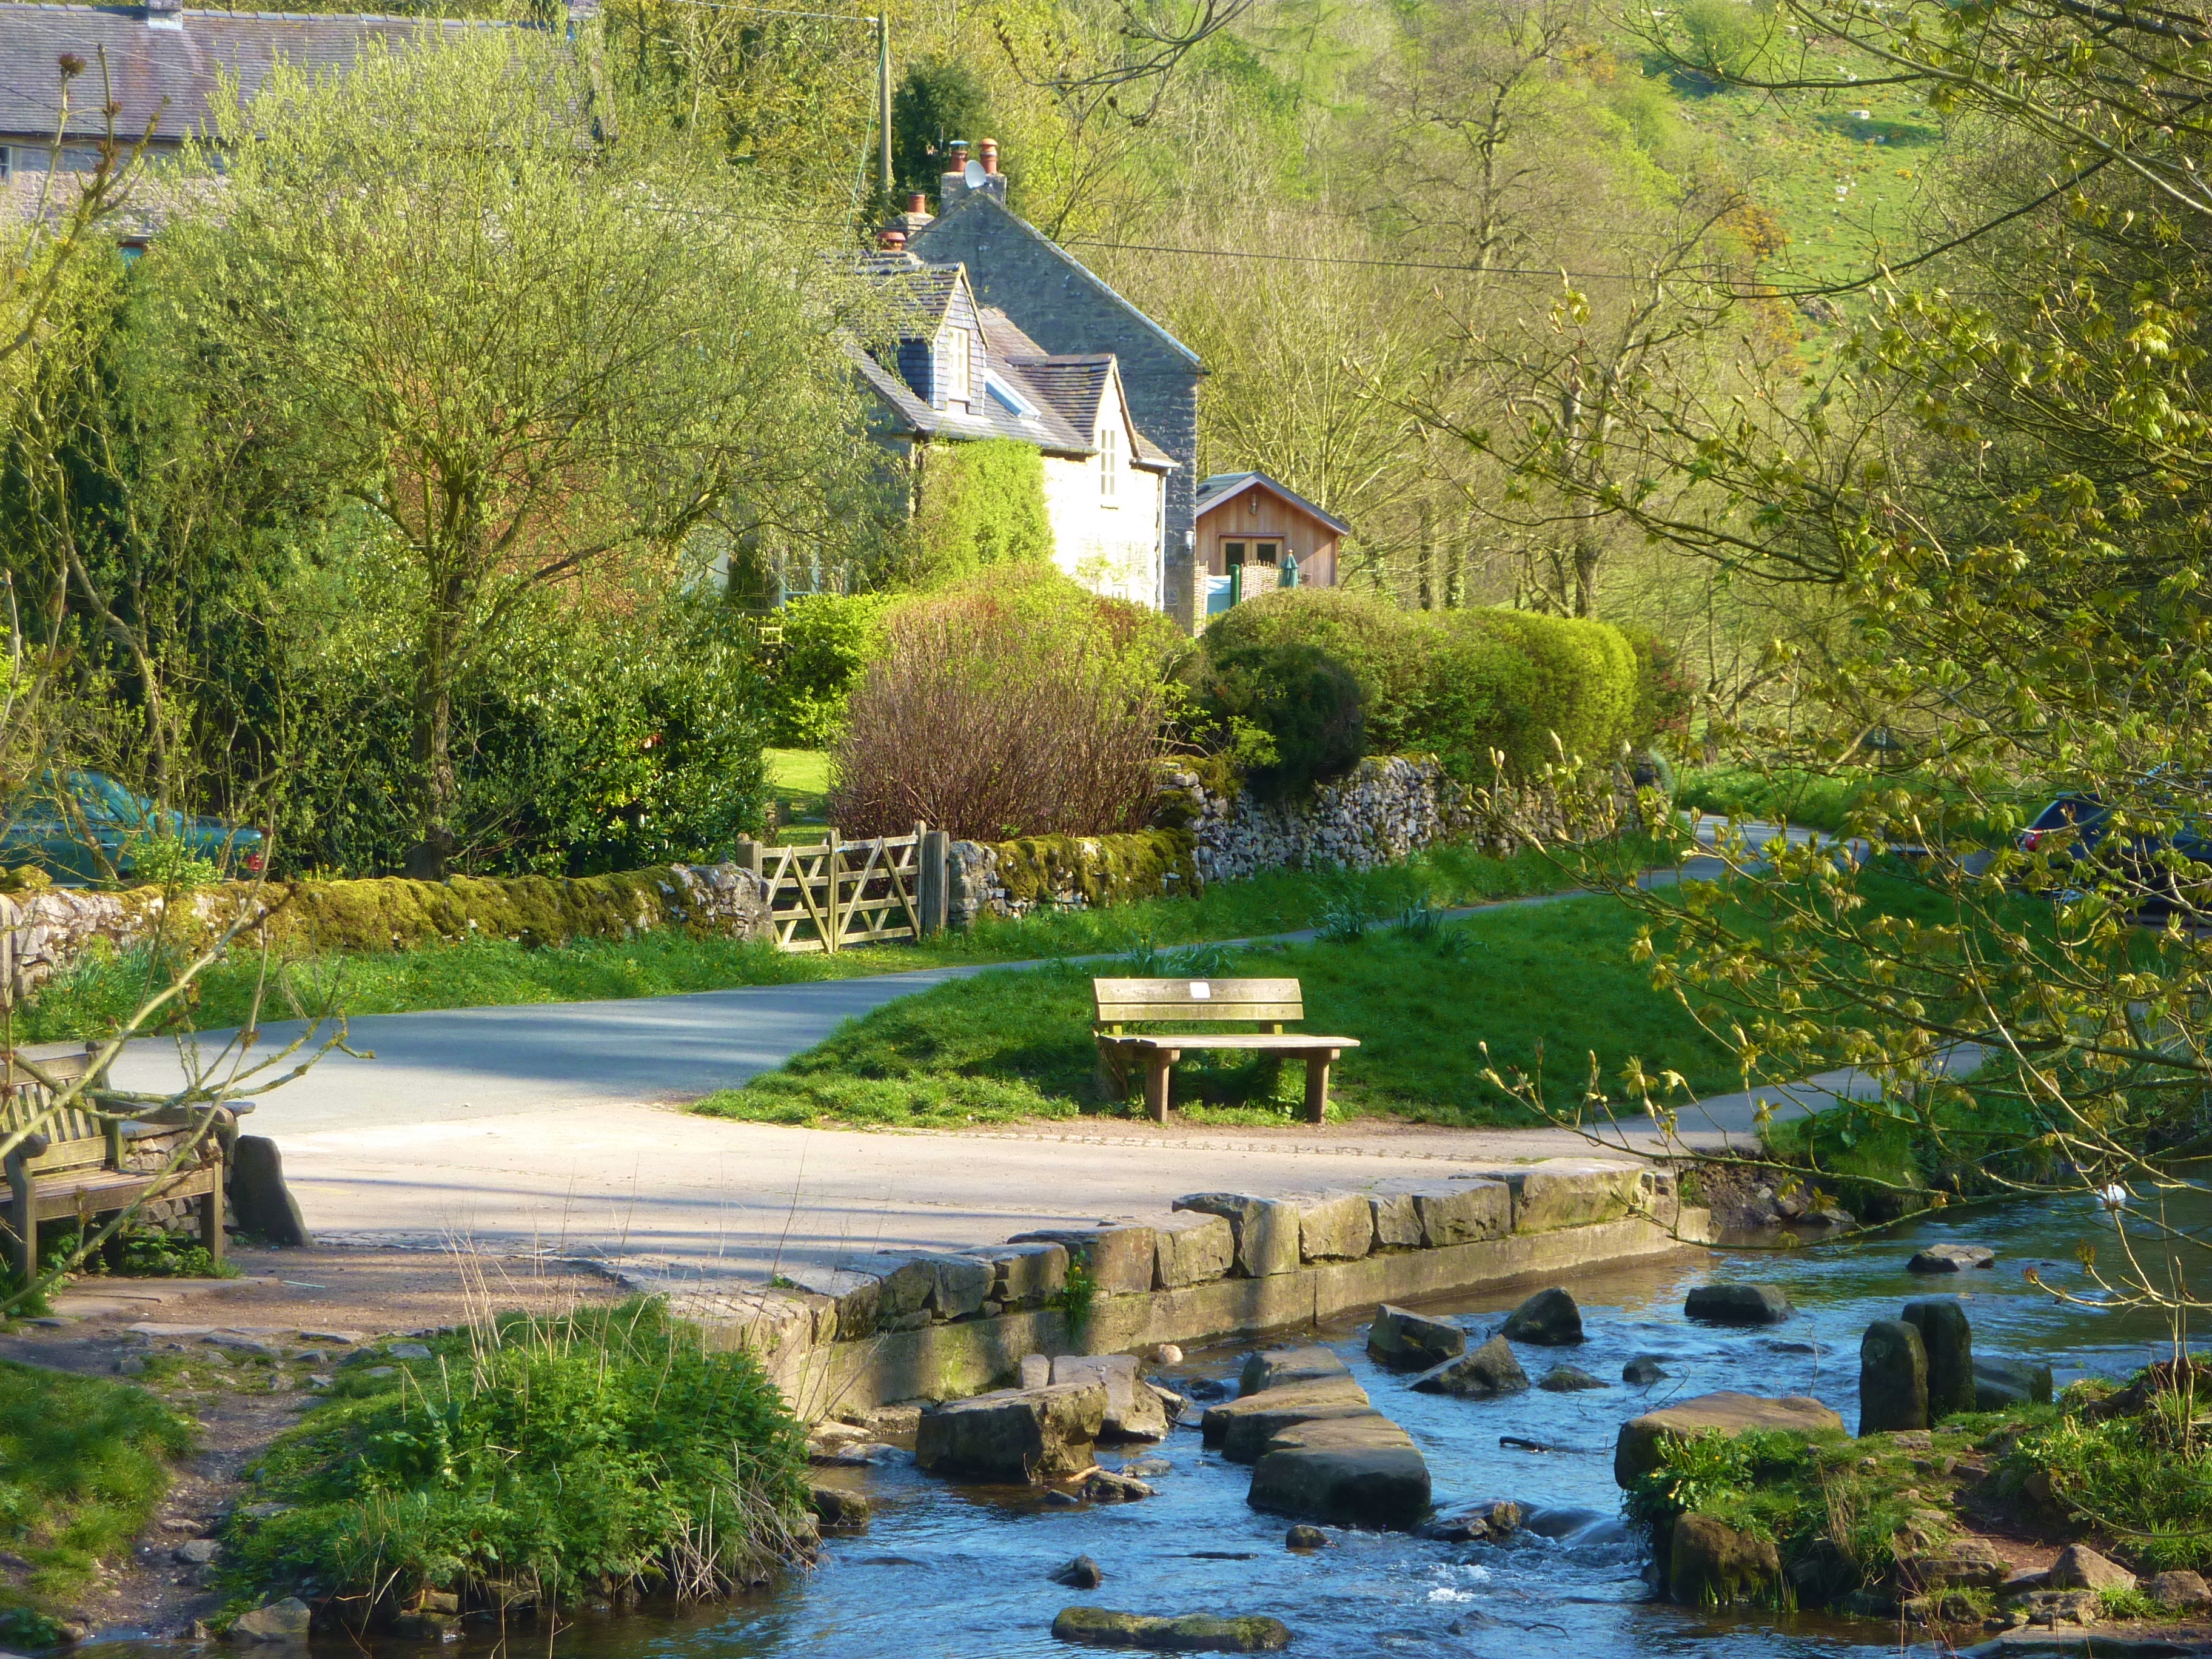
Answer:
[150, 29, 869, 877]
[1467, 0, 2212, 1316]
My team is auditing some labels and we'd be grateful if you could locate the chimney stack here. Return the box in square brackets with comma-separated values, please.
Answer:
[144, 0, 183, 30]
[940, 138, 1008, 211]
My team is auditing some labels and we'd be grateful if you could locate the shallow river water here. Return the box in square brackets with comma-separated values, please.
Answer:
[130, 1192, 2212, 1659]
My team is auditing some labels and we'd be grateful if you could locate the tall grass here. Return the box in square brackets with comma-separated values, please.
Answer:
[226, 1296, 811, 1626]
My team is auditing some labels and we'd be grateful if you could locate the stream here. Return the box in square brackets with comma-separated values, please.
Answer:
[106, 1191, 2212, 1658]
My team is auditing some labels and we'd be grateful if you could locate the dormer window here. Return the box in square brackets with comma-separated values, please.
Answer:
[1100, 425, 1119, 500]
[936, 326, 970, 408]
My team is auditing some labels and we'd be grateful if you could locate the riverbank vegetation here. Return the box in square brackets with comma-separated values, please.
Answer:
[0, 1363, 193, 1642]
[224, 1299, 811, 1627]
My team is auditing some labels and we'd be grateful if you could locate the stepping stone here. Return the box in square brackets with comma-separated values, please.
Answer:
[1908, 1244, 1995, 1273]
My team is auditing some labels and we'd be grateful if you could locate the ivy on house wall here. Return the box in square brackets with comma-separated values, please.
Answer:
[908, 438, 1054, 580]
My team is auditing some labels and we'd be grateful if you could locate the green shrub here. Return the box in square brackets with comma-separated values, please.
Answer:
[760, 591, 893, 748]
[226, 1298, 811, 1621]
[1188, 642, 1365, 802]
[907, 438, 1053, 581]
[1198, 590, 1643, 782]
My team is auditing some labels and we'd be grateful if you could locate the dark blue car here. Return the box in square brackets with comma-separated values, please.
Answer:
[2020, 783, 2212, 911]
[0, 772, 264, 886]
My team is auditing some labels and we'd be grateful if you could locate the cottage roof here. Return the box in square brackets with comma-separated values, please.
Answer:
[918, 191, 1201, 369]
[977, 304, 1047, 361]
[1195, 471, 1352, 535]
[1005, 354, 1173, 470]
[0, 4, 512, 143]
[845, 338, 1093, 455]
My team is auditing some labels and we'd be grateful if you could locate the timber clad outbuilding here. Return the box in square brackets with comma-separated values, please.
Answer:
[1194, 471, 1350, 611]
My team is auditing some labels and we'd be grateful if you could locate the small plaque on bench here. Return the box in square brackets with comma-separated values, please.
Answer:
[1190, 982, 1211, 998]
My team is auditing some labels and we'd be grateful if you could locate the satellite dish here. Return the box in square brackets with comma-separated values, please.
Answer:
[964, 159, 987, 187]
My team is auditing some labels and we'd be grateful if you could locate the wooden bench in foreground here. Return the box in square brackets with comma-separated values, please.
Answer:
[1, 1044, 229, 1281]
[1092, 977, 1359, 1125]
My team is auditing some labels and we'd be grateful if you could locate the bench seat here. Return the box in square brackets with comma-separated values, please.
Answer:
[1093, 978, 1358, 1124]
[2, 1045, 228, 1279]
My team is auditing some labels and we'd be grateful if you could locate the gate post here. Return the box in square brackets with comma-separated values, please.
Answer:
[731, 837, 763, 877]
[918, 827, 948, 937]
[825, 829, 842, 952]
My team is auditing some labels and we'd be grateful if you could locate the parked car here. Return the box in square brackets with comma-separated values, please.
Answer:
[0, 771, 264, 886]
[2019, 782, 2212, 910]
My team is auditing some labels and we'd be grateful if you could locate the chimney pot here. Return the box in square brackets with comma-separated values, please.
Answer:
[877, 227, 908, 251]
[907, 192, 926, 213]
[979, 138, 999, 175]
[948, 139, 970, 169]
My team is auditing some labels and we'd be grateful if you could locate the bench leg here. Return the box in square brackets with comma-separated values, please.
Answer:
[1302, 1050, 1339, 1125]
[1095, 1040, 1130, 1101]
[1144, 1053, 1176, 1124]
[6, 1164, 31, 1285]
[200, 1171, 224, 1265]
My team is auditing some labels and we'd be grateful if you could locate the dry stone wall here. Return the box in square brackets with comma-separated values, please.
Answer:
[0, 862, 774, 996]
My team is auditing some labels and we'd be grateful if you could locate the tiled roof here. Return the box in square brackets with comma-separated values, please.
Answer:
[1196, 471, 1352, 534]
[0, 4, 513, 142]
[1002, 352, 1174, 470]
[977, 304, 1046, 361]
[847, 340, 1091, 454]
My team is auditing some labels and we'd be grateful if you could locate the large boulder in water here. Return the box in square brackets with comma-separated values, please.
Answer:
[915, 1381, 1106, 1481]
[1500, 1286, 1584, 1346]
[1859, 1320, 1929, 1435]
[1247, 1414, 1432, 1530]
[1205, 1373, 1373, 1461]
[1974, 1355, 2054, 1410]
[1367, 1305, 1466, 1370]
[1052, 1355, 1167, 1441]
[1051, 1608, 1293, 1652]
[1669, 1512, 1782, 1606]
[1684, 1283, 1794, 1325]
[1909, 1242, 1995, 1273]
[1614, 1392, 1846, 1487]
[1239, 1345, 1351, 1396]
[1902, 1296, 1974, 1419]
[1410, 1335, 1529, 1397]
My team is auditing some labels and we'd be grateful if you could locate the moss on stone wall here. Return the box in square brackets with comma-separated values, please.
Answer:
[160, 866, 744, 960]
[988, 830, 1198, 910]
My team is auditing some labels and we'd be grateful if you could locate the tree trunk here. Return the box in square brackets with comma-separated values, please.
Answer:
[1418, 499, 1435, 611]
[405, 597, 462, 881]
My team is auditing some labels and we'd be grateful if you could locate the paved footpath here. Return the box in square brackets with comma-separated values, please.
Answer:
[96, 817, 1915, 1281]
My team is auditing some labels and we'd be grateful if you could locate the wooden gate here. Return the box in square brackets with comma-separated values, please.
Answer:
[736, 826, 948, 953]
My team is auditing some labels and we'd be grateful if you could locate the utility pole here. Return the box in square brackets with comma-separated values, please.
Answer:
[877, 15, 893, 200]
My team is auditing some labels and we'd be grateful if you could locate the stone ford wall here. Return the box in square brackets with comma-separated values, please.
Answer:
[625, 1159, 1712, 1419]
[0, 862, 774, 996]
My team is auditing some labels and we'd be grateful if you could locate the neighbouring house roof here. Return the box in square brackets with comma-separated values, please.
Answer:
[851, 256, 1176, 469]
[1196, 471, 1352, 536]
[920, 192, 1201, 370]
[1005, 354, 1173, 471]
[0, 4, 512, 142]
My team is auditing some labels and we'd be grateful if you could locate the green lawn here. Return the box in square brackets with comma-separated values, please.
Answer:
[695, 891, 1743, 1130]
[10, 839, 1650, 1042]
[765, 747, 831, 844]
[0, 1362, 193, 1637]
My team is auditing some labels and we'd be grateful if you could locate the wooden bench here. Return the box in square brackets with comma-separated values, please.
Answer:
[1092, 978, 1359, 1125]
[1, 1044, 228, 1281]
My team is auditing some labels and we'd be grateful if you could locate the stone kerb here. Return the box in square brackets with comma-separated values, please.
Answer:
[657, 1159, 1707, 1419]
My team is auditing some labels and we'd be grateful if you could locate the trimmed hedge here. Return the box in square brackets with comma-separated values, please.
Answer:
[987, 829, 1198, 909]
[1199, 591, 1645, 782]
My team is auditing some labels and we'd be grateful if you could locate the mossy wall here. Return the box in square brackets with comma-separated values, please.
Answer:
[990, 831, 1199, 909]
[947, 830, 1198, 923]
[1, 863, 771, 988]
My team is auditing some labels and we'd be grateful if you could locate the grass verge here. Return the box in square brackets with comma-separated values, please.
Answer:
[0, 1361, 194, 1634]
[225, 1298, 811, 1627]
[695, 891, 1743, 1130]
[9, 839, 1647, 1042]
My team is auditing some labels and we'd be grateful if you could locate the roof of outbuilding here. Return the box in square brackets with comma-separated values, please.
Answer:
[1196, 471, 1352, 535]
[0, 4, 513, 142]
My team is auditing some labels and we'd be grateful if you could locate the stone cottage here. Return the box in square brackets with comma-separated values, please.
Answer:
[902, 141, 1208, 628]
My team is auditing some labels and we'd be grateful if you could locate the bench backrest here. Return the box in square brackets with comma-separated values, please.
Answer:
[1092, 978, 1303, 1027]
[0, 1046, 106, 1173]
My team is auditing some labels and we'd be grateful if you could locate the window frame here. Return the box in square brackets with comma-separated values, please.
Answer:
[1099, 423, 1120, 501]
